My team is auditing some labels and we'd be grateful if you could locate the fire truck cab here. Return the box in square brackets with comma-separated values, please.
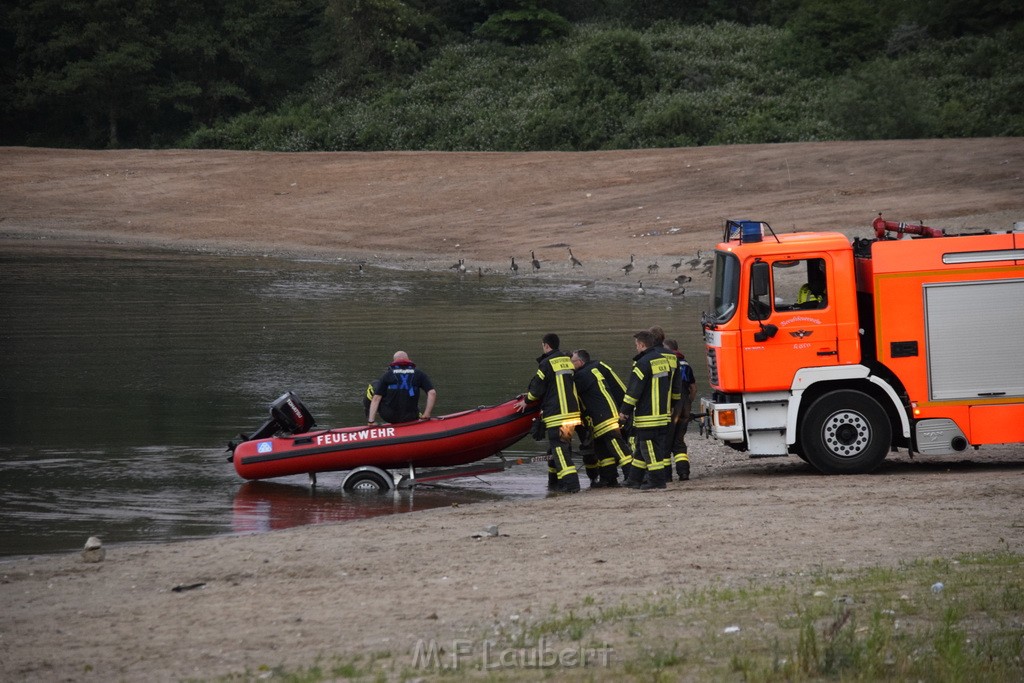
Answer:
[700, 218, 1024, 474]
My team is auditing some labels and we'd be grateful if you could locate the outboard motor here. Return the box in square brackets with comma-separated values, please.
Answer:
[227, 392, 316, 457]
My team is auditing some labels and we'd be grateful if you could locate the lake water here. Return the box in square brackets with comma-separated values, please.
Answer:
[0, 242, 708, 558]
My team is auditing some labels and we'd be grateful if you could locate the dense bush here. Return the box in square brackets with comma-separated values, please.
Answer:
[6, 0, 1023, 150]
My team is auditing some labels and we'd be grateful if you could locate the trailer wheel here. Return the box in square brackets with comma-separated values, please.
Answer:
[342, 467, 394, 493]
[800, 390, 891, 474]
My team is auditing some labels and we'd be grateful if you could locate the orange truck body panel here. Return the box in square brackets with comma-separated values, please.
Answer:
[702, 220, 1024, 469]
[864, 231, 1024, 445]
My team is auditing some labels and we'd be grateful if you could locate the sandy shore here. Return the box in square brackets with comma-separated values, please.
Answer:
[2, 139, 1023, 681]
[3, 449, 1023, 681]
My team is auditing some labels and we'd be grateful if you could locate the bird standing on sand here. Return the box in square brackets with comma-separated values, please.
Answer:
[621, 254, 635, 276]
[674, 274, 692, 285]
[569, 248, 583, 268]
[670, 257, 683, 272]
[647, 261, 659, 274]
[510, 256, 519, 275]
[449, 258, 466, 273]
[637, 280, 646, 295]
[687, 250, 703, 270]
[531, 250, 541, 272]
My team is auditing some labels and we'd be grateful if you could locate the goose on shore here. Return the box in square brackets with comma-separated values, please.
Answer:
[568, 248, 583, 268]
[621, 254, 635, 276]
[531, 250, 541, 272]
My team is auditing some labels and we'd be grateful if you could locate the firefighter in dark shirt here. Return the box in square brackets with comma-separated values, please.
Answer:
[514, 333, 582, 493]
[571, 349, 631, 487]
[367, 351, 437, 424]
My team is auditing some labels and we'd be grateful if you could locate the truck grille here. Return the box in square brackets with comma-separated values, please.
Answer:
[706, 347, 718, 385]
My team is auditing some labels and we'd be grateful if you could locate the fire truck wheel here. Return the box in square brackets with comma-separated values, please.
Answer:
[800, 390, 891, 474]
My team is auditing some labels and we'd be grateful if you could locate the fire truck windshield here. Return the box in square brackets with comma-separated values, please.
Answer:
[708, 251, 740, 324]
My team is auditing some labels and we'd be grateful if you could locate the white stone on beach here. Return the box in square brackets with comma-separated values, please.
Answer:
[81, 536, 105, 563]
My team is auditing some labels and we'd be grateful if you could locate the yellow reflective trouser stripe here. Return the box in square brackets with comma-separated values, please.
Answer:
[640, 438, 665, 471]
[553, 446, 576, 479]
[592, 416, 619, 437]
[675, 452, 689, 462]
[597, 456, 616, 468]
[611, 438, 631, 466]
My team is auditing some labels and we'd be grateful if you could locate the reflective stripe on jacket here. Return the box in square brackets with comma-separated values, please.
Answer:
[526, 349, 581, 428]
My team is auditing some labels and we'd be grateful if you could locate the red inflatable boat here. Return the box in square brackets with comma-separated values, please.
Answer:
[228, 393, 538, 488]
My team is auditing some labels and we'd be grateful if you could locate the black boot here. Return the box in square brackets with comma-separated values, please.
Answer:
[676, 461, 690, 481]
[624, 466, 645, 489]
[640, 468, 667, 490]
[557, 472, 581, 493]
[621, 462, 633, 482]
[599, 464, 619, 488]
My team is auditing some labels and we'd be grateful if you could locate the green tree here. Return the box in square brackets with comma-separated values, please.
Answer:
[783, 0, 885, 74]
[909, 0, 1024, 38]
[321, 0, 440, 84]
[475, 1, 571, 45]
[826, 59, 937, 139]
[12, 0, 164, 147]
[9, 0, 327, 147]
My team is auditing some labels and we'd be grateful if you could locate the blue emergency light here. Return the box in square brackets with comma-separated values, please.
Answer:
[725, 219, 765, 243]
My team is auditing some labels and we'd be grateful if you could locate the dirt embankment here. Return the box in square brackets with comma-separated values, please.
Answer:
[2, 139, 1022, 273]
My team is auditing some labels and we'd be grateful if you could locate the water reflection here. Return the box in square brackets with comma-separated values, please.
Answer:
[231, 459, 549, 534]
[0, 243, 708, 558]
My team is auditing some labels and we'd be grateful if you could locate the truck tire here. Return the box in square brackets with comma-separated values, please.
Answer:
[800, 390, 891, 474]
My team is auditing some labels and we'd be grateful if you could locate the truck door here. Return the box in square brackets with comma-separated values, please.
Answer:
[743, 257, 840, 391]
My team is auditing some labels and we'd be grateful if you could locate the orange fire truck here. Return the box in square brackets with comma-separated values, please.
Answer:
[699, 216, 1024, 474]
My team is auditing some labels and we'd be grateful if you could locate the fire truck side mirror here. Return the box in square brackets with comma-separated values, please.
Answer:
[754, 324, 778, 342]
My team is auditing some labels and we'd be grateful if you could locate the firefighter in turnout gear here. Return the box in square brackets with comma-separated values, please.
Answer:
[619, 330, 680, 490]
[648, 326, 684, 481]
[514, 333, 582, 493]
[665, 338, 697, 481]
[570, 349, 631, 487]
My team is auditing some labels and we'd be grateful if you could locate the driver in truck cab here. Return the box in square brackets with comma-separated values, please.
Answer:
[796, 260, 826, 307]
